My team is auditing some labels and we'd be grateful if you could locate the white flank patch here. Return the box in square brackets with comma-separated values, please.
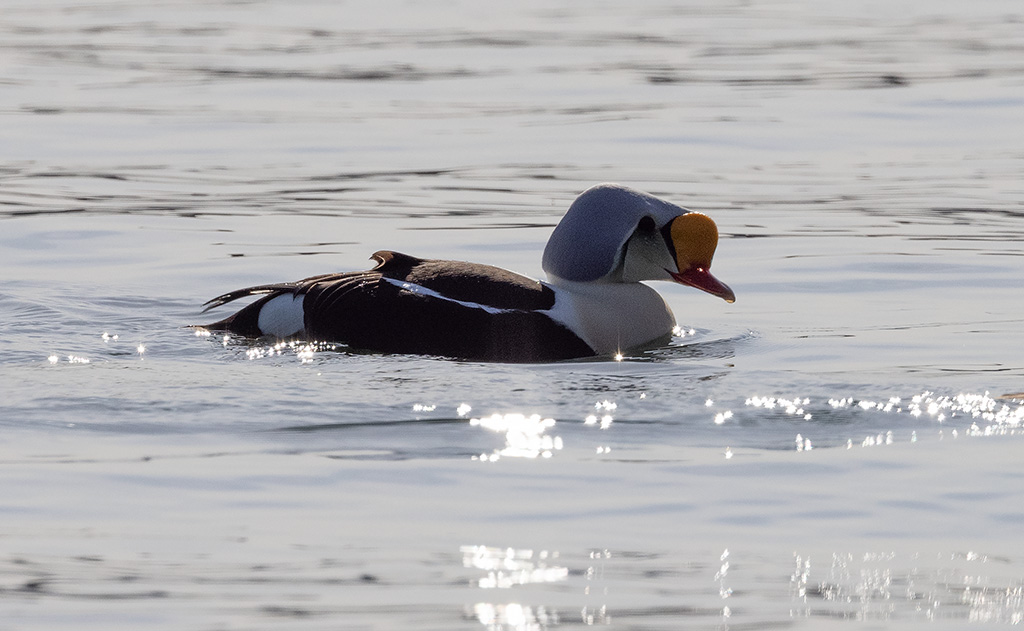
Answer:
[257, 293, 306, 338]
[381, 277, 517, 314]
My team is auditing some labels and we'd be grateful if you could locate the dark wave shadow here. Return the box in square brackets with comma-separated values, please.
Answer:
[273, 417, 466, 432]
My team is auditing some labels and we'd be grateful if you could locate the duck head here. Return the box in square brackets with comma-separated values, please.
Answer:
[542, 184, 735, 302]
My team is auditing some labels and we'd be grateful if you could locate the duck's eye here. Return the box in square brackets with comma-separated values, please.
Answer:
[638, 216, 656, 232]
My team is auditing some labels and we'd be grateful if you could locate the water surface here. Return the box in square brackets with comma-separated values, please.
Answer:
[2, 1, 1024, 629]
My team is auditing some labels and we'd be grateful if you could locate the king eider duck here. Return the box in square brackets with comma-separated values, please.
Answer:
[197, 184, 735, 362]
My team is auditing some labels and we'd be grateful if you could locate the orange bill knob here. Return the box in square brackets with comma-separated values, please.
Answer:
[666, 212, 736, 303]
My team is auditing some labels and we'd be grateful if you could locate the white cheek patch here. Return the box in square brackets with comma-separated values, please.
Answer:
[257, 293, 306, 338]
[620, 231, 676, 283]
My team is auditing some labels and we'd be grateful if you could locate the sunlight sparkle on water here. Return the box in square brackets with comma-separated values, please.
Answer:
[860, 391, 1024, 435]
[470, 414, 561, 461]
[747, 391, 1024, 449]
[243, 340, 337, 363]
[470, 603, 558, 631]
[584, 400, 616, 429]
[461, 546, 569, 629]
[746, 395, 812, 420]
[584, 414, 614, 429]
[860, 431, 895, 447]
[462, 545, 568, 589]
[48, 355, 90, 364]
[716, 549, 733, 600]
[791, 551, 1024, 625]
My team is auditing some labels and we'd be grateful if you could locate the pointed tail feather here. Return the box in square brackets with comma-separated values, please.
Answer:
[195, 283, 302, 337]
[201, 283, 299, 313]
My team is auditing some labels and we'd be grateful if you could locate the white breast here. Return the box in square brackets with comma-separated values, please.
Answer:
[543, 279, 675, 355]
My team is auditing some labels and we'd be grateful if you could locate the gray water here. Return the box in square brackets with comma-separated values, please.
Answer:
[2, 1, 1024, 629]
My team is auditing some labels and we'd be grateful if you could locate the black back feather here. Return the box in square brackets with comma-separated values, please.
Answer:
[197, 251, 594, 361]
